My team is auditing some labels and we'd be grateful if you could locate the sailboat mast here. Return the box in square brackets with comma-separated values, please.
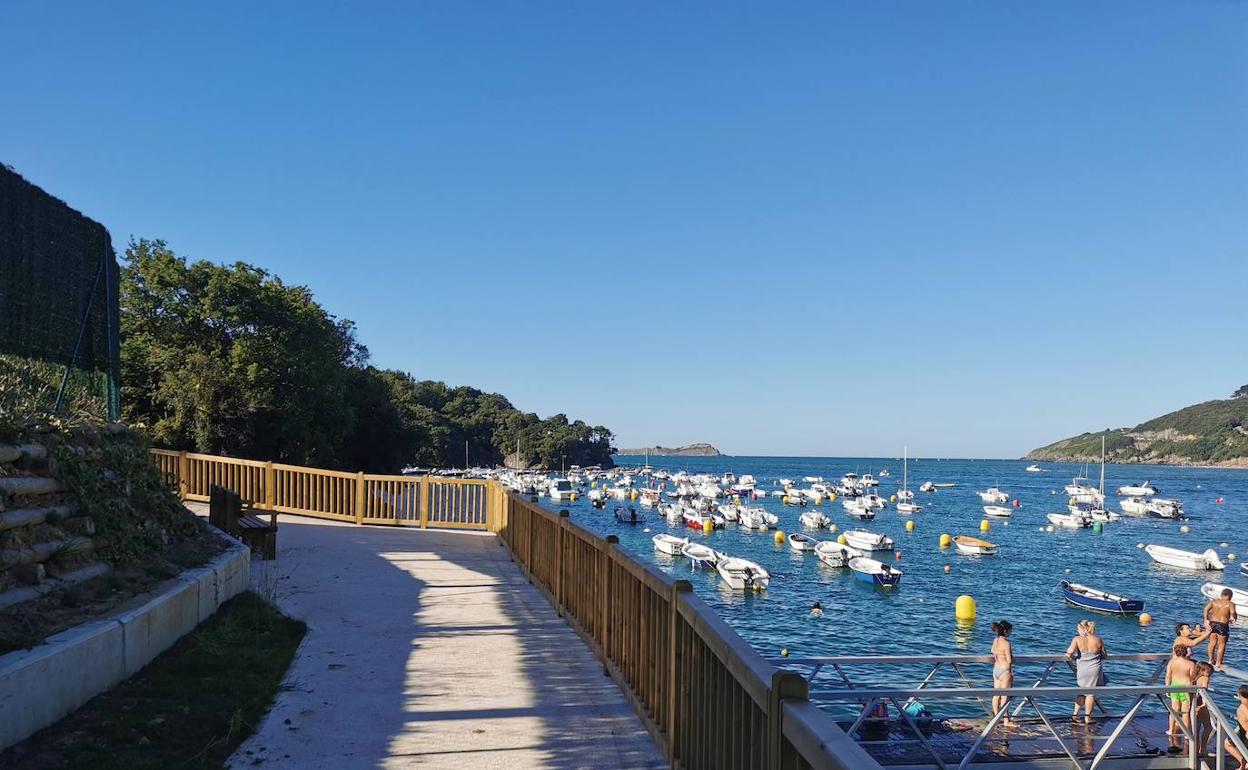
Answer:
[1099, 435, 1106, 496]
[903, 446, 908, 491]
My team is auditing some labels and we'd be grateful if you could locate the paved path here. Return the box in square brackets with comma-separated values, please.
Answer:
[213, 511, 665, 770]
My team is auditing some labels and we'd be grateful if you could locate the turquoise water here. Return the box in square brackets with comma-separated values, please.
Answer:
[541, 456, 1247, 670]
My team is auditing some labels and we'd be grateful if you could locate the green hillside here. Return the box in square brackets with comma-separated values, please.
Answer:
[1025, 398, 1248, 467]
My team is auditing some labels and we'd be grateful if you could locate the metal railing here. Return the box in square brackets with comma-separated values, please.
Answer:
[775, 653, 1248, 770]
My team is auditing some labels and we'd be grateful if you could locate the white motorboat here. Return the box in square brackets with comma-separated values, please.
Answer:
[896, 501, 922, 514]
[953, 536, 998, 556]
[652, 533, 688, 556]
[814, 541, 861, 567]
[738, 507, 778, 530]
[721, 471, 737, 487]
[782, 492, 808, 508]
[717, 503, 743, 523]
[1065, 476, 1104, 505]
[977, 487, 1009, 504]
[919, 481, 936, 493]
[878, 469, 890, 477]
[860, 473, 879, 488]
[659, 503, 684, 522]
[849, 557, 902, 587]
[896, 488, 914, 502]
[1089, 507, 1120, 523]
[842, 529, 895, 552]
[698, 483, 723, 499]
[1025, 464, 1043, 473]
[717, 556, 770, 591]
[1146, 498, 1185, 519]
[788, 533, 818, 552]
[549, 478, 577, 502]
[799, 510, 832, 529]
[1116, 481, 1158, 497]
[842, 497, 876, 520]
[1201, 583, 1248, 613]
[682, 509, 724, 531]
[1120, 497, 1150, 515]
[1047, 511, 1090, 529]
[1144, 544, 1225, 571]
[861, 493, 886, 510]
[638, 488, 662, 508]
[681, 542, 720, 570]
[802, 476, 825, 484]
[588, 488, 607, 502]
[983, 505, 1013, 518]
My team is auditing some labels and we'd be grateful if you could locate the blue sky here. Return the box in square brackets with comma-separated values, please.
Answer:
[3, 2, 1245, 457]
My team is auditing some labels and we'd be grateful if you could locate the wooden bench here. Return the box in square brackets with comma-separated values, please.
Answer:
[209, 485, 278, 560]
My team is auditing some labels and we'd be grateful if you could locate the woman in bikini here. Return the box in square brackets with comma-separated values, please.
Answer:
[991, 620, 1015, 726]
[1065, 620, 1106, 724]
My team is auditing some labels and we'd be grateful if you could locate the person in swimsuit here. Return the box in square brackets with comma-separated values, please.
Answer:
[991, 620, 1015, 727]
[1192, 661, 1215, 757]
[1174, 621, 1212, 651]
[810, 601, 823, 617]
[1226, 684, 1248, 769]
[1205, 588, 1238, 669]
[1065, 619, 1106, 724]
[1167, 644, 1198, 755]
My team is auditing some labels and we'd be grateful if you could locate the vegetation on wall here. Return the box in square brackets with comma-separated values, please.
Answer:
[120, 239, 614, 471]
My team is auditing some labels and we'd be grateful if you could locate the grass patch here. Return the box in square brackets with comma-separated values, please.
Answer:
[1, 592, 306, 770]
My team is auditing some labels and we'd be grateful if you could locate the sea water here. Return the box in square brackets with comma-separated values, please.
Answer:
[540, 456, 1246, 672]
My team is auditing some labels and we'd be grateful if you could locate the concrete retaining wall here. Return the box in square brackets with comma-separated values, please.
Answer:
[0, 539, 251, 750]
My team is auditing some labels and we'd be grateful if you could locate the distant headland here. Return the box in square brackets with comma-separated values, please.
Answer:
[1025, 392, 1248, 467]
[616, 443, 722, 457]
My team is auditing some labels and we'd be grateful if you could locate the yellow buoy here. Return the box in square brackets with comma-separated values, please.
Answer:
[630, 490, 638, 500]
[837, 534, 848, 545]
[570, 493, 578, 501]
[980, 519, 990, 532]
[829, 493, 837, 503]
[781, 496, 789, 505]
[1068, 497, 1076, 506]
[940, 533, 952, 548]
[774, 530, 786, 544]
[890, 494, 897, 503]
[813, 496, 822, 505]
[781, 648, 789, 657]
[905, 520, 915, 532]
[702, 519, 714, 535]
[1139, 613, 1153, 626]
[955, 594, 976, 621]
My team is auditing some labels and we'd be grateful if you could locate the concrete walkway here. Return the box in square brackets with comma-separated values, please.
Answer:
[215, 510, 666, 770]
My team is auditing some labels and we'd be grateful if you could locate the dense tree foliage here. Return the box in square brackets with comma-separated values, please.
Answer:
[120, 240, 614, 471]
[1234, 384, 1248, 400]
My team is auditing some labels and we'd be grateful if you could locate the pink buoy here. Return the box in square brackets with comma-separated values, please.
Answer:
[1012, 499, 1021, 507]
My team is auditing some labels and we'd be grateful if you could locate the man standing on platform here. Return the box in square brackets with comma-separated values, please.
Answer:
[1204, 588, 1238, 669]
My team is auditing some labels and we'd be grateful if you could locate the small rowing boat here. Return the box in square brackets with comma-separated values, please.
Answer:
[652, 533, 688, 556]
[848, 557, 902, 587]
[1061, 580, 1144, 615]
[1144, 544, 1225, 571]
[717, 556, 770, 591]
[788, 533, 818, 552]
[953, 536, 998, 556]
[983, 505, 1012, 518]
[1201, 583, 1248, 613]
[842, 529, 895, 552]
[681, 542, 719, 570]
[814, 541, 861, 567]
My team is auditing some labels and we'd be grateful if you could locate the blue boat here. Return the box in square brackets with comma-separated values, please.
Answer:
[1061, 580, 1144, 615]
[849, 557, 902, 588]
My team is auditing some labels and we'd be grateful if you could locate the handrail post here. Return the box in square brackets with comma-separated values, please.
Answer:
[768, 669, 809, 770]
[526, 502, 536, 579]
[354, 471, 366, 525]
[420, 475, 432, 528]
[600, 535, 618, 676]
[555, 510, 569, 615]
[265, 461, 276, 511]
[669, 580, 691, 766]
[177, 451, 189, 499]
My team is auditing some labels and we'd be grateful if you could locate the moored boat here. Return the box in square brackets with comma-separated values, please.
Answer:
[614, 506, 645, 524]
[1047, 511, 1090, 529]
[549, 478, 577, 502]
[983, 505, 1012, 518]
[1116, 481, 1158, 497]
[1201, 582, 1248, 613]
[848, 557, 902, 587]
[1060, 581, 1145, 615]
[652, 533, 688, 555]
[842, 529, 895, 552]
[919, 481, 936, 493]
[799, 510, 832, 529]
[738, 507, 778, 530]
[953, 536, 998, 556]
[1025, 464, 1043, 473]
[896, 501, 922, 514]
[1120, 497, 1150, 516]
[638, 488, 662, 508]
[682, 509, 723, 530]
[788, 533, 818, 552]
[717, 556, 770, 591]
[977, 487, 1009, 504]
[814, 541, 862, 567]
[681, 542, 720, 570]
[843, 497, 876, 520]
[1144, 544, 1225, 571]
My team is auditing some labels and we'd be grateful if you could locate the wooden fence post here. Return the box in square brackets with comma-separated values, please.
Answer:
[420, 475, 432, 528]
[767, 669, 809, 770]
[354, 471, 366, 525]
[600, 535, 618, 676]
[265, 461, 276, 511]
[668, 579, 691, 766]
[526, 504, 536, 580]
[555, 510, 569, 615]
[178, 451, 189, 499]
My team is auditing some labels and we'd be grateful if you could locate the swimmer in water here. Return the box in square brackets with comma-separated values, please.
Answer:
[810, 601, 823, 617]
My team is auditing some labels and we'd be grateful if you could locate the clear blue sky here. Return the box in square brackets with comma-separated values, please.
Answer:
[3, 2, 1245, 458]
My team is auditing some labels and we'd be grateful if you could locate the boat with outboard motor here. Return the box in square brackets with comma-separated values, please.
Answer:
[1060, 581, 1145, 615]
[652, 533, 688, 555]
[1144, 544, 1225, 571]
[717, 555, 770, 591]
[849, 557, 902, 587]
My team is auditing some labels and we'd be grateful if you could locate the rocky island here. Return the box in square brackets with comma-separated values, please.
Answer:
[1025, 391, 1248, 467]
[616, 443, 722, 457]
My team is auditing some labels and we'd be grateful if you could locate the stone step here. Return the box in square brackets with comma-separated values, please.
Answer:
[0, 476, 64, 500]
[0, 562, 110, 611]
[0, 444, 48, 465]
[0, 505, 73, 532]
[0, 537, 93, 570]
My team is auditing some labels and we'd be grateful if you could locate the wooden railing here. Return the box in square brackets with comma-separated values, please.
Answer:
[150, 449, 499, 530]
[151, 448, 875, 768]
[494, 492, 881, 770]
